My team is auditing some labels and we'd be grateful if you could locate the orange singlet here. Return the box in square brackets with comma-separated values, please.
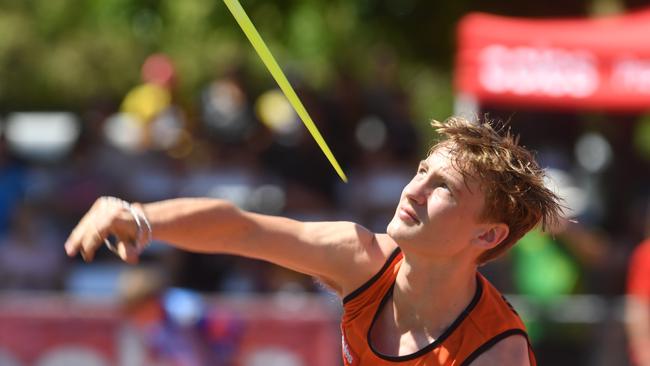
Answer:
[341, 248, 536, 366]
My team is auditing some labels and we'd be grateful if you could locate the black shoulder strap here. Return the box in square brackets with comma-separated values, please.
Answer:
[460, 329, 532, 366]
[342, 247, 401, 304]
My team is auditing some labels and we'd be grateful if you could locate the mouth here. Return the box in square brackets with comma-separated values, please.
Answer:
[398, 206, 420, 224]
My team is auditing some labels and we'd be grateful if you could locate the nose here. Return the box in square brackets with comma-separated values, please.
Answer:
[403, 179, 428, 206]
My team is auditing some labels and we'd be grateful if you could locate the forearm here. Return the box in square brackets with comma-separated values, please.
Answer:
[629, 333, 650, 366]
[142, 198, 254, 254]
[626, 297, 650, 366]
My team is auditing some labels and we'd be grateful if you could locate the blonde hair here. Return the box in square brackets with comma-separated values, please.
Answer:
[429, 116, 563, 264]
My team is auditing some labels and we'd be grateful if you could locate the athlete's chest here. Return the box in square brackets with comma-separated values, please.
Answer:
[369, 300, 440, 357]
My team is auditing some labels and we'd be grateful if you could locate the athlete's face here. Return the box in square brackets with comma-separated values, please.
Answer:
[387, 146, 490, 259]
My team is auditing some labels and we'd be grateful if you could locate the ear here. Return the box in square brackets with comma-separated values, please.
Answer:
[472, 223, 509, 250]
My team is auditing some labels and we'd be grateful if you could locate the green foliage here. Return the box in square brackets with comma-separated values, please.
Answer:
[0, 0, 462, 119]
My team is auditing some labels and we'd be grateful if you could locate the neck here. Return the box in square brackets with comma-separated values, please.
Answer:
[391, 252, 478, 335]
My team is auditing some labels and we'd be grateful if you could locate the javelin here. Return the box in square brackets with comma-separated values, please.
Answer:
[223, 0, 348, 182]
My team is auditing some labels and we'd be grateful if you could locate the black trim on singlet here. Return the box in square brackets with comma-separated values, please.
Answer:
[342, 247, 402, 304]
[460, 329, 531, 366]
[366, 273, 484, 362]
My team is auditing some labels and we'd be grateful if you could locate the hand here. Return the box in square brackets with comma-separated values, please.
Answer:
[64, 197, 141, 264]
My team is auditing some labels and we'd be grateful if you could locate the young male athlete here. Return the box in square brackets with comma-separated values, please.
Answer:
[65, 116, 562, 365]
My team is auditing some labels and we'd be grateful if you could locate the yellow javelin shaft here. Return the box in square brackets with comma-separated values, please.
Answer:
[223, 0, 347, 182]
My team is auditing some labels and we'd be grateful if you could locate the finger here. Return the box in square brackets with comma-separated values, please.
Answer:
[65, 231, 82, 257]
[65, 221, 94, 257]
[116, 241, 140, 265]
[105, 237, 120, 256]
[79, 223, 106, 262]
[65, 199, 105, 256]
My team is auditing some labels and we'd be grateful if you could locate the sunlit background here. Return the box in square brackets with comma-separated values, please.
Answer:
[0, 0, 649, 365]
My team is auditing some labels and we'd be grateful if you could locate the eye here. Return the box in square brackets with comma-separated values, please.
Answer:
[437, 182, 453, 196]
[417, 166, 427, 175]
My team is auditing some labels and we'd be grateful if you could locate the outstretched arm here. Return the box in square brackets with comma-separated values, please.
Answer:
[64, 197, 394, 296]
[626, 296, 650, 366]
[626, 241, 650, 366]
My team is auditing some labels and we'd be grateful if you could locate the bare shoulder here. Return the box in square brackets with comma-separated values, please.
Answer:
[335, 232, 398, 294]
[468, 334, 531, 366]
[308, 225, 396, 263]
[304, 223, 397, 296]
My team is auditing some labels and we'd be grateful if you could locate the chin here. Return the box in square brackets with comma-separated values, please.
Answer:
[386, 216, 398, 235]
[386, 218, 410, 241]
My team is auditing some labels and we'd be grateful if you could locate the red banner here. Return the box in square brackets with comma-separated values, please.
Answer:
[0, 293, 340, 366]
[455, 9, 650, 111]
[0, 295, 121, 366]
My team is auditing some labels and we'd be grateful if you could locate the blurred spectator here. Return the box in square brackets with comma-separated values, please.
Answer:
[258, 80, 340, 204]
[363, 45, 420, 164]
[626, 237, 650, 366]
[201, 69, 256, 147]
[118, 267, 245, 366]
[105, 54, 188, 157]
[0, 203, 65, 290]
[337, 151, 412, 232]
[0, 136, 26, 236]
[626, 200, 650, 366]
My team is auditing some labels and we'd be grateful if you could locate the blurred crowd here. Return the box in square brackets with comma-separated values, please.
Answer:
[0, 53, 649, 365]
[0, 53, 422, 295]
